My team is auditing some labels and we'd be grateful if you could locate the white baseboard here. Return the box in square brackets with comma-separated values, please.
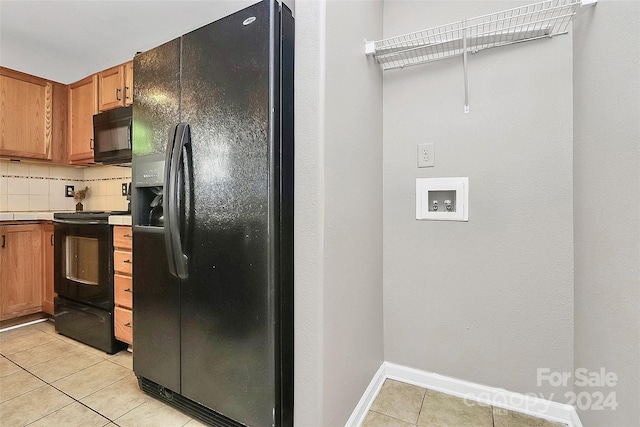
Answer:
[344, 363, 386, 427]
[346, 361, 582, 427]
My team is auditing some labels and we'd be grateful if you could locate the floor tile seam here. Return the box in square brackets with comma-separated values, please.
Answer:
[0, 360, 49, 404]
[111, 399, 152, 424]
[0, 381, 49, 406]
[491, 404, 496, 427]
[68, 371, 134, 401]
[10, 350, 88, 371]
[368, 409, 417, 426]
[104, 356, 135, 371]
[28, 373, 122, 426]
[1, 336, 64, 359]
[25, 356, 105, 383]
[20, 397, 76, 426]
[413, 387, 428, 425]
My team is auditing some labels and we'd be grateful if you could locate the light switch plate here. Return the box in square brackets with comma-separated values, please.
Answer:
[418, 143, 435, 168]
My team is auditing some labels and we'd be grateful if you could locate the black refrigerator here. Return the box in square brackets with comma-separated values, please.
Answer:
[130, 1, 293, 426]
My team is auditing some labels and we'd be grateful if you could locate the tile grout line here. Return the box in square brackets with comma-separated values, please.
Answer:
[10, 356, 122, 427]
[491, 404, 496, 427]
[0, 328, 125, 427]
[414, 386, 427, 425]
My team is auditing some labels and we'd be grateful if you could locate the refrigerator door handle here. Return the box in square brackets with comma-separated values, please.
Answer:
[164, 122, 190, 279]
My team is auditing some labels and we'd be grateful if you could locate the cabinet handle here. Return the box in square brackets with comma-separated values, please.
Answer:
[50, 234, 54, 246]
[124, 288, 132, 293]
[123, 234, 132, 238]
[116, 88, 122, 101]
[90, 138, 94, 150]
[1, 235, 5, 248]
[123, 259, 132, 264]
[124, 322, 132, 328]
[124, 86, 131, 100]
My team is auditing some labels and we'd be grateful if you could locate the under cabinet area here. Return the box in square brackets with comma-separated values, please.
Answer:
[0, 224, 43, 320]
[113, 225, 133, 345]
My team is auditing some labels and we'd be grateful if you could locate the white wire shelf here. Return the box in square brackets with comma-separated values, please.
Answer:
[364, 0, 597, 112]
[366, 0, 592, 70]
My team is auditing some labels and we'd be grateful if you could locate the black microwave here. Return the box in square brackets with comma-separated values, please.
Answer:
[93, 105, 132, 164]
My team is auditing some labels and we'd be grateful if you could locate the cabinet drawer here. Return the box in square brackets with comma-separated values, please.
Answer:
[114, 250, 133, 275]
[113, 226, 133, 250]
[114, 306, 132, 345]
[114, 274, 133, 308]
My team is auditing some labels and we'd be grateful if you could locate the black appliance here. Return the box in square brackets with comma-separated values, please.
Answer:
[93, 105, 132, 164]
[132, 1, 293, 426]
[53, 211, 128, 353]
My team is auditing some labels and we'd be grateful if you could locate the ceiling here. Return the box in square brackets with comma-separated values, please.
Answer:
[0, 0, 292, 84]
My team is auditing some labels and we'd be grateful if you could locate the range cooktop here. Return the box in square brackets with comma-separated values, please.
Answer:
[53, 211, 130, 223]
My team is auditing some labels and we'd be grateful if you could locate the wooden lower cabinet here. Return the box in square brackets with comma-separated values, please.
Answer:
[0, 224, 43, 321]
[113, 226, 133, 345]
[42, 224, 55, 315]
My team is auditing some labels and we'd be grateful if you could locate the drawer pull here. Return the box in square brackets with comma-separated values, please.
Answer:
[123, 234, 132, 238]
[124, 322, 132, 328]
[123, 259, 132, 264]
[124, 288, 132, 293]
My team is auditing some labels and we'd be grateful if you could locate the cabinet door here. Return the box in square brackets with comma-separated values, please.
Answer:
[0, 68, 52, 160]
[50, 82, 68, 164]
[0, 224, 43, 320]
[124, 61, 134, 106]
[42, 224, 55, 315]
[68, 75, 97, 163]
[99, 64, 125, 111]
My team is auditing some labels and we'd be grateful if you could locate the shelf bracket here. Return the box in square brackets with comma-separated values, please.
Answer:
[364, 40, 376, 56]
[462, 22, 469, 114]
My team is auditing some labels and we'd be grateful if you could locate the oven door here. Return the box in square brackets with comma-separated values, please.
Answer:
[54, 221, 113, 310]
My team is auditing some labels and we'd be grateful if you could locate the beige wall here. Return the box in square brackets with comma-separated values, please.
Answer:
[573, 1, 640, 425]
[382, 0, 575, 399]
[294, 1, 384, 425]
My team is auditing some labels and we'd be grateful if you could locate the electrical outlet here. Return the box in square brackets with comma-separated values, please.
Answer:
[418, 143, 435, 168]
[122, 183, 128, 196]
[65, 185, 75, 197]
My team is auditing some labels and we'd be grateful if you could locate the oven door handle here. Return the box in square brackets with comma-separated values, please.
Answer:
[164, 122, 190, 279]
[53, 219, 105, 225]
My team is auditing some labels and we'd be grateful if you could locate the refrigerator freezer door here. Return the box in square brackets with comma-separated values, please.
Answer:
[132, 38, 181, 158]
[179, 1, 277, 425]
[132, 226, 181, 392]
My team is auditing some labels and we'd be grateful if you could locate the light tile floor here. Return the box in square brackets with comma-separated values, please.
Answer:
[0, 320, 207, 427]
[363, 379, 567, 427]
[2, 321, 569, 427]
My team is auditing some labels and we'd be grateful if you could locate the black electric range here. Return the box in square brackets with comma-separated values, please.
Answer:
[52, 210, 129, 353]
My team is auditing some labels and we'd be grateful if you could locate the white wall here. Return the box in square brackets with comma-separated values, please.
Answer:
[573, 1, 640, 425]
[294, 0, 384, 425]
[382, 0, 575, 400]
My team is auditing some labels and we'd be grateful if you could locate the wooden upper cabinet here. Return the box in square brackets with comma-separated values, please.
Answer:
[124, 61, 133, 106]
[99, 61, 133, 111]
[50, 82, 68, 163]
[68, 74, 98, 164]
[0, 67, 52, 160]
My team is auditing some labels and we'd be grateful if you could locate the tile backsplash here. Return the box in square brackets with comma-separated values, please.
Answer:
[0, 160, 131, 212]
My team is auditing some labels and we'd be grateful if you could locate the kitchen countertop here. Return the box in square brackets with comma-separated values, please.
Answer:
[0, 212, 132, 226]
[0, 211, 71, 221]
[108, 215, 132, 226]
